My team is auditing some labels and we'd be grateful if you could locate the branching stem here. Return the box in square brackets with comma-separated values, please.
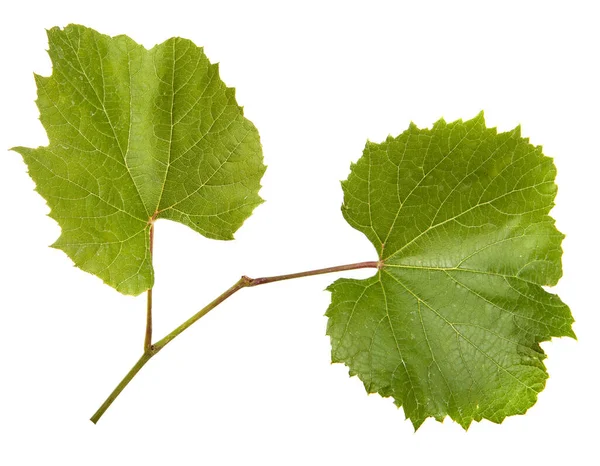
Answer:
[90, 260, 380, 423]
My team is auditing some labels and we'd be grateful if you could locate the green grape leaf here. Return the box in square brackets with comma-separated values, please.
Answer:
[13, 24, 265, 295]
[326, 113, 574, 430]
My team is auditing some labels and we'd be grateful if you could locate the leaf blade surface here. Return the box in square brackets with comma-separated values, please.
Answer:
[327, 113, 574, 429]
[14, 24, 265, 295]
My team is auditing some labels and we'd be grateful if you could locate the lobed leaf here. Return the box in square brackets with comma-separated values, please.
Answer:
[13, 24, 265, 295]
[326, 113, 574, 429]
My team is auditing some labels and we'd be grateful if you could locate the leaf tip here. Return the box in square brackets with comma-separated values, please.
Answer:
[33, 73, 48, 86]
[410, 416, 426, 432]
[432, 116, 447, 128]
[512, 123, 523, 138]
[456, 417, 473, 431]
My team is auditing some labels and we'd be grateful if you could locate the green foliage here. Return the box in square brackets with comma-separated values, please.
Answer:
[326, 113, 574, 429]
[12, 25, 572, 429]
[13, 24, 265, 295]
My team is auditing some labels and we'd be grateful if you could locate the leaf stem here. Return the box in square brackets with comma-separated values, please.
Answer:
[144, 223, 155, 352]
[90, 259, 380, 423]
[145, 289, 153, 352]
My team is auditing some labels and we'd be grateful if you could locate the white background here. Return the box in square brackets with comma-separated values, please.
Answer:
[0, 1, 598, 464]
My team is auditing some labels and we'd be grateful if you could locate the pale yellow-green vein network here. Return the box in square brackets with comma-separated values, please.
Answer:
[326, 113, 574, 430]
[13, 24, 266, 295]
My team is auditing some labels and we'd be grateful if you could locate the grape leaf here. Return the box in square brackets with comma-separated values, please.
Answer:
[326, 113, 574, 429]
[12, 24, 265, 295]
